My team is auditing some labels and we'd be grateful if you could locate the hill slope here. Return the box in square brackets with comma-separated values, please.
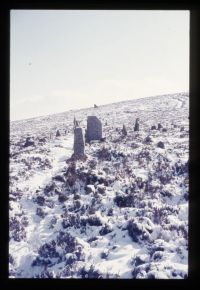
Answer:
[9, 92, 189, 278]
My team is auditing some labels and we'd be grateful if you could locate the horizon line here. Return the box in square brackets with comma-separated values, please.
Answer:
[10, 91, 189, 123]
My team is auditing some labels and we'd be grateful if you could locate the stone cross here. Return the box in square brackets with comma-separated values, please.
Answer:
[74, 127, 85, 157]
[86, 116, 102, 142]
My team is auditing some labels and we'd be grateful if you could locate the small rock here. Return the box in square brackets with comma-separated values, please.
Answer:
[100, 137, 106, 142]
[99, 224, 113, 236]
[157, 141, 165, 149]
[74, 194, 81, 200]
[58, 193, 68, 203]
[53, 175, 65, 182]
[144, 136, 152, 143]
[97, 184, 106, 195]
[36, 207, 46, 218]
[35, 195, 45, 206]
[38, 137, 46, 143]
[85, 185, 95, 194]
[151, 125, 157, 130]
[162, 128, 167, 132]
[24, 137, 35, 147]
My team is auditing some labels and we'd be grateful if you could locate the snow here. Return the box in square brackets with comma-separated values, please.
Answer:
[9, 92, 189, 279]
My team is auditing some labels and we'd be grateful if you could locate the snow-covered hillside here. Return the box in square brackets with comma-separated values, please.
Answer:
[9, 92, 189, 279]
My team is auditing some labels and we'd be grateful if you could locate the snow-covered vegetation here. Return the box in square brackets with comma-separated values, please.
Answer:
[9, 92, 189, 278]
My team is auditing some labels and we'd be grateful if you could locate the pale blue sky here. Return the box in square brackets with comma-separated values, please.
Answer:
[10, 10, 189, 121]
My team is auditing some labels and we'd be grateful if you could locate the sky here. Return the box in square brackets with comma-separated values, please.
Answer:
[10, 10, 189, 121]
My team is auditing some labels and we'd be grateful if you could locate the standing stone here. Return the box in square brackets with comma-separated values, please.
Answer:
[24, 137, 35, 147]
[86, 116, 102, 142]
[122, 124, 127, 136]
[74, 127, 85, 157]
[134, 118, 140, 132]
[56, 130, 61, 137]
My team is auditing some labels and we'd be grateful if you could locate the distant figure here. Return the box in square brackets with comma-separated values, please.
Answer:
[134, 118, 140, 132]
[158, 123, 163, 130]
[94, 104, 98, 108]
